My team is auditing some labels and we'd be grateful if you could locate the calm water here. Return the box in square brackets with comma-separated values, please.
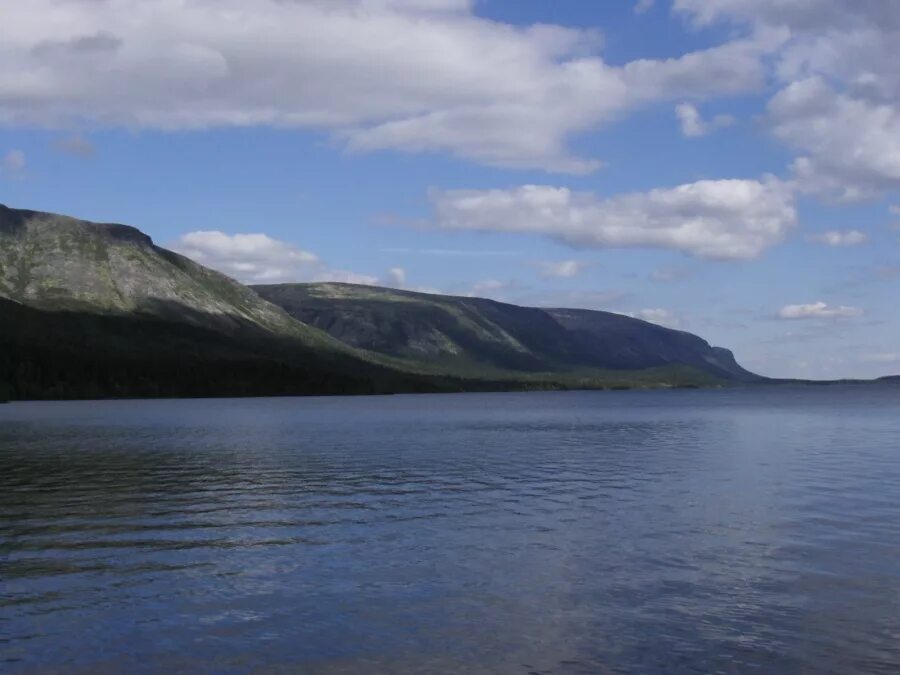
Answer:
[2, 386, 900, 674]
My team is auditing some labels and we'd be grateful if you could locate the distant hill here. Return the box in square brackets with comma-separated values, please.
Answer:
[0, 203, 762, 400]
[253, 283, 761, 382]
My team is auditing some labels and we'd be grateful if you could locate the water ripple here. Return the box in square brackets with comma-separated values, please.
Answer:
[2, 387, 900, 673]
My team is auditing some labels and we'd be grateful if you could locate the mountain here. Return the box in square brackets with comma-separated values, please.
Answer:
[252, 283, 761, 382]
[0, 203, 761, 400]
[0, 204, 328, 343]
[0, 204, 429, 399]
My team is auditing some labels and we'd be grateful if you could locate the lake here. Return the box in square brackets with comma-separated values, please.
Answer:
[2, 386, 900, 674]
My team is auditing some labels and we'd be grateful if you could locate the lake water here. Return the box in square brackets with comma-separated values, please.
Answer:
[2, 386, 900, 674]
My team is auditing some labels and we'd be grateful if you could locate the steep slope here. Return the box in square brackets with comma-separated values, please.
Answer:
[253, 283, 761, 381]
[0, 204, 329, 345]
[0, 203, 760, 399]
[546, 308, 757, 380]
[0, 205, 426, 398]
[253, 282, 574, 373]
[0, 296, 380, 400]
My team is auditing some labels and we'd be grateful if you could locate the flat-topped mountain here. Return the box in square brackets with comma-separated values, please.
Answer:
[253, 283, 760, 382]
[0, 203, 762, 400]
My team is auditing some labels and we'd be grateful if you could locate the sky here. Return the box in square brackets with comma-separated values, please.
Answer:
[1, 0, 898, 380]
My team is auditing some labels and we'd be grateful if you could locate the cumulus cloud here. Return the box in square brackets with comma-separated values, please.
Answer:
[2, 149, 26, 176]
[674, 103, 735, 137]
[0, 0, 771, 173]
[676, 0, 900, 200]
[430, 177, 796, 260]
[385, 267, 407, 287]
[537, 260, 589, 279]
[627, 308, 681, 328]
[675, 103, 705, 137]
[675, 1, 900, 32]
[777, 301, 864, 320]
[769, 79, 900, 200]
[171, 231, 379, 285]
[619, 35, 770, 103]
[634, 0, 655, 15]
[806, 229, 868, 246]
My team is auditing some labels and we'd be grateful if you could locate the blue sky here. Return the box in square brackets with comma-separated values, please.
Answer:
[1, 0, 898, 379]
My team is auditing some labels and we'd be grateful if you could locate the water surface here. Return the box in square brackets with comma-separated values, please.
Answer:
[2, 386, 900, 673]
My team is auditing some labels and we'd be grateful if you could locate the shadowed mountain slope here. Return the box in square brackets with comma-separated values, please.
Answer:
[0, 205, 419, 398]
[253, 283, 761, 381]
[0, 203, 760, 399]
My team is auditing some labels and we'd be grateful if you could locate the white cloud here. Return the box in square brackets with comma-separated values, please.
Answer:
[385, 267, 407, 287]
[0, 0, 770, 173]
[430, 177, 796, 260]
[619, 35, 770, 103]
[678, 1, 900, 34]
[171, 230, 378, 285]
[627, 308, 681, 328]
[634, 0, 655, 15]
[777, 301, 864, 320]
[675, 103, 735, 137]
[806, 229, 868, 246]
[537, 260, 589, 279]
[2, 149, 26, 176]
[675, 103, 705, 137]
[676, 1, 900, 200]
[769, 79, 900, 200]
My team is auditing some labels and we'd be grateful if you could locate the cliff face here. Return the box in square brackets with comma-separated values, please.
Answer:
[254, 283, 762, 381]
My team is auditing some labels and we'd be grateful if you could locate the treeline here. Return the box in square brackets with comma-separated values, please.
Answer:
[0, 298, 730, 402]
[0, 299, 569, 401]
[0, 298, 399, 400]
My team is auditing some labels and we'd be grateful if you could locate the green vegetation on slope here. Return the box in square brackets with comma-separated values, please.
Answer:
[0, 297, 377, 399]
[0, 203, 340, 348]
[253, 282, 760, 383]
[0, 203, 754, 400]
[0, 298, 720, 400]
